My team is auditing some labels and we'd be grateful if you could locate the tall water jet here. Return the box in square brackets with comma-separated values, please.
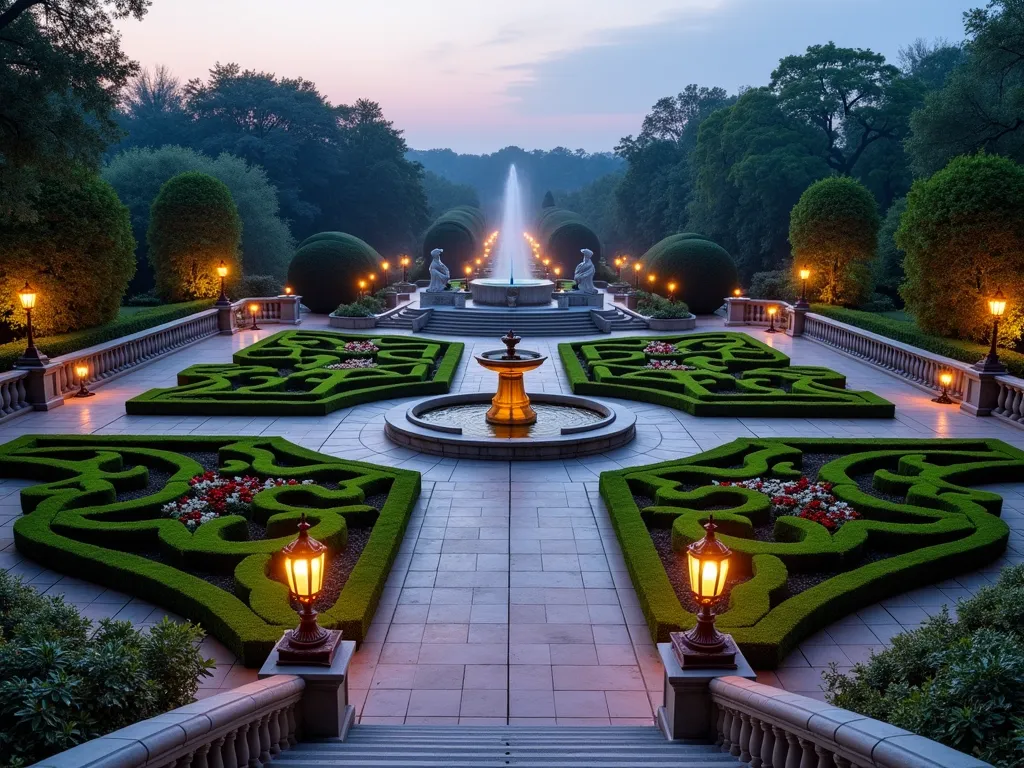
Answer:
[492, 165, 532, 285]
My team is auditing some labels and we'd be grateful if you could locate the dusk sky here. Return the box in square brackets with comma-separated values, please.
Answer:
[116, 0, 975, 154]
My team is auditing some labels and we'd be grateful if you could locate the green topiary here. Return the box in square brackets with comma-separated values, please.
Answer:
[287, 234, 383, 313]
[640, 234, 739, 314]
[421, 206, 487, 278]
[536, 207, 602, 276]
[297, 231, 350, 249]
[147, 172, 242, 302]
[235, 274, 282, 298]
[790, 176, 879, 306]
[0, 168, 136, 336]
[898, 153, 1024, 346]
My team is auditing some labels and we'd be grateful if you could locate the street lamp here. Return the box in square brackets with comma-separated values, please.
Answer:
[381, 260, 390, 285]
[248, 302, 261, 331]
[933, 370, 954, 404]
[733, 288, 742, 298]
[668, 282, 677, 302]
[216, 261, 229, 304]
[542, 258, 551, 280]
[670, 515, 738, 668]
[553, 266, 562, 290]
[976, 288, 1008, 372]
[283, 285, 293, 296]
[647, 274, 657, 292]
[358, 280, 367, 298]
[399, 255, 410, 284]
[369, 273, 377, 292]
[475, 258, 483, 277]
[633, 262, 642, 291]
[74, 362, 95, 398]
[614, 257, 623, 281]
[797, 266, 811, 307]
[765, 306, 779, 334]
[276, 514, 342, 665]
[17, 282, 46, 366]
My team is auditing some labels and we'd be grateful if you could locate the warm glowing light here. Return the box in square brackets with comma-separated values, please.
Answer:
[686, 516, 731, 604]
[733, 288, 742, 297]
[554, 267, 561, 276]
[989, 289, 1007, 317]
[668, 282, 677, 293]
[75, 363, 89, 379]
[381, 261, 390, 272]
[248, 303, 259, 315]
[369, 273, 377, 282]
[358, 280, 367, 290]
[647, 274, 656, 284]
[282, 515, 327, 600]
[216, 261, 228, 279]
[284, 286, 293, 295]
[476, 258, 482, 266]
[18, 282, 37, 310]
[799, 267, 810, 281]
[633, 263, 642, 273]
[464, 265, 473, 276]
[543, 258, 550, 266]
[768, 306, 778, 317]
[940, 371, 953, 387]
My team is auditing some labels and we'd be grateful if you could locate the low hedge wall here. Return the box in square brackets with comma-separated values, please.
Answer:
[600, 437, 1019, 668]
[809, 305, 1024, 378]
[559, 332, 895, 418]
[126, 330, 464, 416]
[0, 301, 214, 372]
[3, 435, 420, 666]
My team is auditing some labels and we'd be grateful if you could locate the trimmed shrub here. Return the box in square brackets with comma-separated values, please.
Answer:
[332, 295, 386, 318]
[633, 290, 691, 319]
[640, 234, 739, 314]
[749, 268, 795, 301]
[874, 197, 906, 302]
[790, 176, 879, 306]
[421, 206, 487, 278]
[236, 274, 282, 298]
[0, 168, 136, 337]
[536, 207, 602, 276]
[287, 234, 383, 313]
[148, 172, 242, 302]
[898, 153, 1024, 345]
[0, 569, 214, 765]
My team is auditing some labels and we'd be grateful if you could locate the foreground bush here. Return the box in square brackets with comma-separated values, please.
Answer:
[0, 169, 135, 337]
[634, 290, 691, 319]
[824, 564, 1024, 766]
[0, 570, 214, 766]
[332, 294, 386, 317]
[148, 172, 242, 302]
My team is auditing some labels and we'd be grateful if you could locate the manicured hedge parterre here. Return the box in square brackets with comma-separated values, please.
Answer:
[559, 332, 894, 417]
[126, 330, 464, 416]
[4, 435, 420, 666]
[601, 437, 1020, 668]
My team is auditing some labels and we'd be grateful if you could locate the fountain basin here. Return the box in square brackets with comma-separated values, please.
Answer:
[470, 278, 554, 306]
[383, 393, 636, 460]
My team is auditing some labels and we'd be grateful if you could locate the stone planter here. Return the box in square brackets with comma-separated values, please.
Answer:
[329, 315, 377, 329]
[646, 315, 697, 331]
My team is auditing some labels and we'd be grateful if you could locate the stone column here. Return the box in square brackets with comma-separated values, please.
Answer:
[960, 367, 1004, 417]
[216, 299, 237, 335]
[258, 639, 356, 740]
[724, 298, 747, 326]
[15, 361, 65, 411]
[656, 642, 756, 741]
[278, 295, 302, 324]
[787, 303, 808, 337]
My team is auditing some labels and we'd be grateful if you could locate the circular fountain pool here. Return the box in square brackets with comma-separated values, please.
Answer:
[470, 278, 554, 306]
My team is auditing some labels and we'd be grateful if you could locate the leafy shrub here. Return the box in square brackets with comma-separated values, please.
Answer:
[0, 570, 214, 766]
[148, 172, 242, 302]
[634, 290, 691, 319]
[640, 234, 738, 314]
[288, 234, 382, 313]
[331, 294, 385, 318]
[0, 169, 136, 337]
[857, 293, 896, 312]
[748, 268, 795, 300]
[125, 292, 162, 307]
[824, 564, 1024, 766]
[236, 274, 282, 298]
[789, 176, 879, 306]
[899, 152, 1024, 346]
[874, 197, 906, 302]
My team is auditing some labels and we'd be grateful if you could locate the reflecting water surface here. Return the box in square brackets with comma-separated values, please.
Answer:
[418, 403, 604, 437]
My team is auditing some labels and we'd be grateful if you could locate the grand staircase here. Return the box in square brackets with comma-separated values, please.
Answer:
[272, 725, 737, 767]
[376, 306, 649, 336]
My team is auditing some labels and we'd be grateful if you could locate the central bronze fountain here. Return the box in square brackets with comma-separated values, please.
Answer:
[475, 330, 546, 426]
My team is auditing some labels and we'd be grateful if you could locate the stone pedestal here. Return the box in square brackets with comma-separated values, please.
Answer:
[15, 362, 64, 411]
[277, 295, 302, 324]
[656, 642, 756, 741]
[724, 297, 747, 326]
[420, 291, 467, 309]
[787, 304, 808, 337]
[216, 301, 237, 335]
[625, 293, 639, 311]
[961, 367, 1005, 416]
[259, 638, 356, 740]
[555, 291, 604, 309]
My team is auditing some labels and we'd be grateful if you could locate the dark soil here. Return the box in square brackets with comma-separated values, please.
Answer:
[115, 451, 219, 503]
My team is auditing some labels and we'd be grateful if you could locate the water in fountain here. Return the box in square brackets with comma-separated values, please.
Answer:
[492, 164, 532, 285]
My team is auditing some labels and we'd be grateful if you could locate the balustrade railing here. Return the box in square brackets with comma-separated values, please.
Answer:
[994, 376, 1024, 423]
[724, 297, 793, 329]
[710, 677, 989, 768]
[0, 369, 30, 419]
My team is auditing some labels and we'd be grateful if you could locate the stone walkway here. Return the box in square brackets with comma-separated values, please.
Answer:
[1, 316, 1022, 724]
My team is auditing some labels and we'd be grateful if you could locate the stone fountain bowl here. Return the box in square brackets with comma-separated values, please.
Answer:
[474, 348, 547, 371]
[470, 278, 554, 306]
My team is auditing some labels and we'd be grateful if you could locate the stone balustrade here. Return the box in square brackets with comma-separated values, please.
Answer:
[994, 376, 1024, 424]
[0, 369, 30, 420]
[709, 677, 988, 768]
[35, 675, 305, 768]
[724, 297, 794, 329]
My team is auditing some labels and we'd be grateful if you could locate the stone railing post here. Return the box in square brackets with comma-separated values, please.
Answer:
[259, 638, 356, 740]
[787, 303, 808, 337]
[656, 642, 756, 741]
[278, 294, 303, 324]
[961, 367, 1004, 417]
[14, 361, 64, 412]
[216, 297, 237, 335]
[724, 297, 747, 326]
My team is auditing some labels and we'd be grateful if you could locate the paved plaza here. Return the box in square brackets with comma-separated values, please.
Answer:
[2, 315, 1022, 725]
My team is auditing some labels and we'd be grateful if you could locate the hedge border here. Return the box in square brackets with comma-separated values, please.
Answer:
[559, 332, 895, 418]
[125, 330, 465, 416]
[3, 435, 420, 666]
[599, 437, 1019, 668]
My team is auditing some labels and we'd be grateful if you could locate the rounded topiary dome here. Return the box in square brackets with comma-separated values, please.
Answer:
[296, 231, 350, 249]
[536, 208, 602, 275]
[422, 206, 487, 277]
[641, 235, 738, 314]
[287, 234, 382, 313]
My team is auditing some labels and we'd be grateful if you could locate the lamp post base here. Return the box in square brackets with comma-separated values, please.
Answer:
[931, 391, 954, 404]
[973, 355, 1007, 374]
[16, 347, 49, 367]
[275, 627, 343, 666]
[670, 629, 739, 669]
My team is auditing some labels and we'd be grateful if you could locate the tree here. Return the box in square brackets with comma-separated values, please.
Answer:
[114, 66, 192, 151]
[422, 171, 479, 219]
[898, 153, 1024, 344]
[147, 172, 242, 302]
[0, 168, 135, 335]
[0, 0, 149, 223]
[559, 172, 626, 256]
[875, 197, 907, 301]
[899, 38, 964, 90]
[104, 146, 294, 293]
[770, 42, 918, 177]
[789, 176, 879, 306]
[541, 190, 556, 208]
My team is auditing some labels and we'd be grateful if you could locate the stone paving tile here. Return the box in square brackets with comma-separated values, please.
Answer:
[1, 313, 1023, 721]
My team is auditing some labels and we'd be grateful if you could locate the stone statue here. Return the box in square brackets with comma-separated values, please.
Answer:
[574, 248, 597, 294]
[427, 248, 450, 292]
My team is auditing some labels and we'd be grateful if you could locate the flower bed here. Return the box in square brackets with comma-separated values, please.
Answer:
[344, 340, 379, 353]
[325, 358, 377, 369]
[164, 472, 315, 530]
[646, 360, 696, 371]
[644, 341, 678, 355]
[714, 477, 861, 532]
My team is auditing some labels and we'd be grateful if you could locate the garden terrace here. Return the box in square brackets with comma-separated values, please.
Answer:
[559, 332, 895, 417]
[126, 330, 463, 416]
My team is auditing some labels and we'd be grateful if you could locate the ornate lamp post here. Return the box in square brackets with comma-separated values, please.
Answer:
[400, 255, 410, 284]
[369, 273, 377, 293]
[463, 264, 473, 289]
[276, 514, 342, 665]
[542, 258, 551, 280]
[633, 262, 642, 291]
[216, 261, 229, 304]
[358, 280, 367, 298]
[976, 288, 1008, 372]
[17, 282, 46, 366]
[765, 306, 779, 333]
[248, 302, 261, 331]
[670, 515, 737, 668]
[553, 266, 562, 290]
[381, 260, 390, 286]
[933, 371, 954, 404]
[73, 363, 95, 398]
[797, 266, 811, 308]
[475, 258, 483, 277]
[614, 257, 623, 281]
[668, 282, 677, 302]
[647, 273, 657, 292]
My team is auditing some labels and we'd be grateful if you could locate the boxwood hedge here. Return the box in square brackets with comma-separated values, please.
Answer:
[600, 437, 1020, 668]
[126, 330, 464, 416]
[3, 435, 420, 666]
